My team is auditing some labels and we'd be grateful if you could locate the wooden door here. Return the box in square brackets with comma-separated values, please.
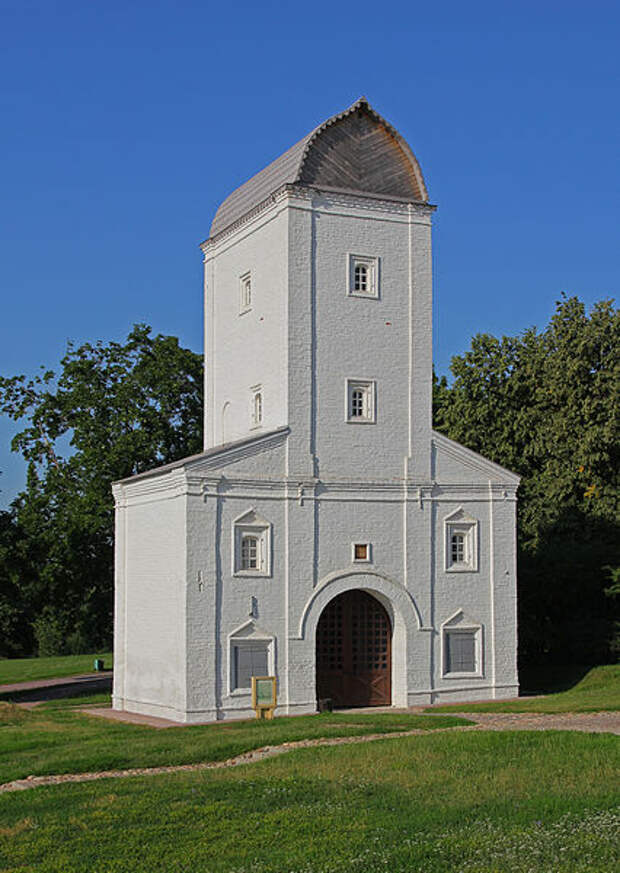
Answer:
[316, 589, 391, 707]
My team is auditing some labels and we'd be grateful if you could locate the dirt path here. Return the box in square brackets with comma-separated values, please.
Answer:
[1, 710, 617, 794]
[449, 710, 620, 734]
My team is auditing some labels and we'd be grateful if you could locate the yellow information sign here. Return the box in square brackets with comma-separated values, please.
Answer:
[251, 676, 277, 719]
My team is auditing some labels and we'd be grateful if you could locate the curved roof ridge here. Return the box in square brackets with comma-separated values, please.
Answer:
[297, 97, 428, 202]
[208, 97, 428, 239]
[295, 96, 367, 170]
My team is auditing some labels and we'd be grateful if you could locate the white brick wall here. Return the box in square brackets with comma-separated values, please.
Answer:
[114, 188, 519, 723]
[204, 203, 289, 449]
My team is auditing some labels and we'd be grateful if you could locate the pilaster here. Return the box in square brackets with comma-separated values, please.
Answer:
[407, 206, 433, 480]
[184, 476, 221, 719]
[286, 199, 316, 478]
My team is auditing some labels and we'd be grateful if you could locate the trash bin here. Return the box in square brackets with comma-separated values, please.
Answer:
[93, 658, 104, 672]
[317, 698, 333, 713]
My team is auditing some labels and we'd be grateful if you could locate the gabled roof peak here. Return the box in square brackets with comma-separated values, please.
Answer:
[209, 98, 429, 239]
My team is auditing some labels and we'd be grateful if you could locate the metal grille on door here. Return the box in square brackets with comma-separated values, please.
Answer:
[316, 589, 391, 707]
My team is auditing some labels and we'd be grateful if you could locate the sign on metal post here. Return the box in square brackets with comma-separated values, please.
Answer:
[251, 676, 277, 719]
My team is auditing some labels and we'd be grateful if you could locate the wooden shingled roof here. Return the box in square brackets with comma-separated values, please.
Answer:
[209, 97, 428, 239]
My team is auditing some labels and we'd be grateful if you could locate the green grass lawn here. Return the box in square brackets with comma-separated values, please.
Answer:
[0, 703, 469, 784]
[37, 692, 114, 709]
[427, 664, 620, 714]
[0, 652, 113, 685]
[0, 730, 617, 872]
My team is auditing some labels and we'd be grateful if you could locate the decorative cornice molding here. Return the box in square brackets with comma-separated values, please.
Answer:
[115, 468, 189, 506]
[202, 184, 434, 251]
[114, 461, 518, 507]
[201, 185, 291, 251]
[287, 184, 434, 216]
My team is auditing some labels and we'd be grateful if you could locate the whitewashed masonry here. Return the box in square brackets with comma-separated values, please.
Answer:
[113, 98, 520, 722]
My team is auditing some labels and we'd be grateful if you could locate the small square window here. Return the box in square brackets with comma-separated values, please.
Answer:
[240, 272, 252, 313]
[348, 255, 379, 298]
[352, 543, 371, 562]
[346, 379, 376, 423]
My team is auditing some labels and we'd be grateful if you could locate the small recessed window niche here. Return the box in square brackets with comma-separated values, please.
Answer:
[250, 385, 263, 428]
[240, 272, 252, 314]
[348, 254, 379, 298]
[352, 542, 371, 563]
[227, 620, 275, 695]
[346, 379, 376, 423]
[444, 508, 479, 572]
[441, 610, 483, 678]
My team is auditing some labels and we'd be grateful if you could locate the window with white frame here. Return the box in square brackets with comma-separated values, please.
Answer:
[233, 510, 271, 577]
[354, 263, 368, 293]
[232, 642, 269, 690]
[441, 610, 483, 678]
[250, 386, 263, 428]
[444, 509, 478, 572]
[240, 272, 252, 313]
[451, 531, 466, 564]
[241, 534, 259, 570]
[352, 542, 371, 562]
[346, 379, 376, 423]
[228, 620, 275, 695]
[348, 255, 379, 298]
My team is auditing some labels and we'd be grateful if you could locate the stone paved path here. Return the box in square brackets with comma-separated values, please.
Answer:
[1, 710, 617, 794]
[0, 673, 113, 705]
[0, 672, 113, 694]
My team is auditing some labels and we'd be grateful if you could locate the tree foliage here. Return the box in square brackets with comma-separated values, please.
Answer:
[1, 300, 617, 668]
[0, 325, 202, 656]
[434, 296, 619, 668]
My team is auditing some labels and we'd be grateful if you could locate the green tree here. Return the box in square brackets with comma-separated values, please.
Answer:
[0, 325, 203, 655]
[435, 296, 619, 669]
[0, 506, 28, 657]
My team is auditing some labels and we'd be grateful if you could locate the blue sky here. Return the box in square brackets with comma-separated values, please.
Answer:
[1, 0, 618, 507]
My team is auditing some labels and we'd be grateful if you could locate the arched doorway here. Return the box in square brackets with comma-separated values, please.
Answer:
[316, 589, 391, 707]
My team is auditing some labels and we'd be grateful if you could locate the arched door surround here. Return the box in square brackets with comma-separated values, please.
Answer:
[297, 570, 426, 709]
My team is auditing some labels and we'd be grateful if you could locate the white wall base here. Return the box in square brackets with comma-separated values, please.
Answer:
[407, 691, 433, 706]
[113, 696, 319, 724]
[492, 683, 520, 700]
[113, 696, 217, 724]
[429, 684, 519, 705]
[114, 684, 521, 725]
[280, 701, 317, 717]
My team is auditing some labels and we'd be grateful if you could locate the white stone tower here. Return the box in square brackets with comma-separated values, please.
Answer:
[113, 99, 520, 723]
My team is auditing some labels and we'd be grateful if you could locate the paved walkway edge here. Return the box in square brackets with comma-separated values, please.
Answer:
[0, 673, 113, 705]
[0, 672, 113, 694]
